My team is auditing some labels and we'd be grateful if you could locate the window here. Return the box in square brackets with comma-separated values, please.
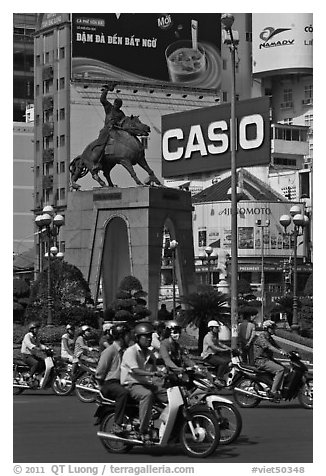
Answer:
[45, 52, 50, 64]
[283, 118, 293, 125]
[36, 166, 40, 178]
[36, 55, 41, 66]
[304, 84, 313, 100]
[60, 47, 65, 59]
[59, 135, 65, 147]
[36, 84, 40, 96]
[222, 91, 228, 102]
[59, 77, 65, 89]
[60, 161, 66, 173]
[283, 88, 293, 103]
[36, 140, 40, 151]
[43, 136, 54, 149]
[43, 162, 53, 175]
[43, 79, 53, 94]
[222, 59, 227, 70]
[59, 108, 65, 120]
[304, 114, 313, 128]
[59, 187, 66, 200]
[43, 188, 53, 203]
[44, 110, 53, 122]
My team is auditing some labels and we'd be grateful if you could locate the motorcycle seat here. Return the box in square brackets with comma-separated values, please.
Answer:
[238, 363, 257, 371]
[13, 358, 27, 366]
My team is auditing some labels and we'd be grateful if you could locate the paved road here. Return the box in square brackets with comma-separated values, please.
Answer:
[13, 389, 312, 464]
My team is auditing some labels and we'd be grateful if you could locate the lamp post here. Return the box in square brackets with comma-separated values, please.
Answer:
[279, 205, 309, 333]
[35, 205, 64, 326]
[169, 239, 178, 319]
[256, 219, 270, 322]
[205, 246, 213, 285]
[221, 13, 239, 349]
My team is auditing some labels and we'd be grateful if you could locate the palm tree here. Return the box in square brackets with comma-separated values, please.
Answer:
[181, 284, 230, 353]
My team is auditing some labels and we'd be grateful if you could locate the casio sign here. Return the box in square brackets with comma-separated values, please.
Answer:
[162, 114, 265, 161]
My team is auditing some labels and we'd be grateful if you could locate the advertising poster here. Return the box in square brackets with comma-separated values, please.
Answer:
[252, 13, 313, 76]
[71, 13, 221, 90]
[162, 97, 270, 177]
[238, 227, 254, 249]
[222, 229, 232, 249]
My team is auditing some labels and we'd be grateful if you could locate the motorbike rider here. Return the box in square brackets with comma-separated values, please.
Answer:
[95, 324, 131, 434]
[253, 320, 288, 399]
[61, 324, 75, 363]
[21, 322, 47, 383]
[150, 321, 166, 361]
[120, 322, 167, 443]
[201, 320, 231, 386]
[71, 325, 97, 378]
[99, 323, 114, 353]
[159, 320, 194, 372]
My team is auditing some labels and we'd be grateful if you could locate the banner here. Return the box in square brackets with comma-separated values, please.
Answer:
[162, 97, 270, 177]
[252, 13, 313, 76]
[71, 13, 221, 90]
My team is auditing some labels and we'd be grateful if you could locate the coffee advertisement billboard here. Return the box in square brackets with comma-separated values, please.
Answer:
[71, 13, 221, 91]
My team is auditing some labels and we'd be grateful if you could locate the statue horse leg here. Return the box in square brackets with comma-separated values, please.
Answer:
[119, 158, 143, 186]
[137, 152, 162, 186]
[101, 160, 116, 187]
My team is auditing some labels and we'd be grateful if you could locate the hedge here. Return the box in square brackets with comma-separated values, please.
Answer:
[275, 328, 313, 348]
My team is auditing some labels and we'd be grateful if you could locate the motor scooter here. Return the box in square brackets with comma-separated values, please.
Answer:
[74, 358, 99, 403]
[226, 350, 313, 409]
[95, 369, 220, 458]
[186, 365, 242, 445]
[13, 348, 73, 396]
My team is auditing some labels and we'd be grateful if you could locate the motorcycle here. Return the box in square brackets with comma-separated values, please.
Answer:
[13, 348, 74, 396]
[74, 358, 99, 403]
[94, 369, 221, 458]
[226, 350, 313, 409]
[186, 365, 242, 445]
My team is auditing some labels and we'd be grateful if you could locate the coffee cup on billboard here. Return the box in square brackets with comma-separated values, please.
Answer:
[165, 40, 206, 83]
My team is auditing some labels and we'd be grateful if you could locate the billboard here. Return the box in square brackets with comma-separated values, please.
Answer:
[252, 13, 313, 76]
[193, 201, 306, 259]
[162, 97, 270, 178]
[71, 13, 221, 91]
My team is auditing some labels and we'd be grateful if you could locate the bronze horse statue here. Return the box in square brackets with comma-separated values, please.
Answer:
[69, 115, 162, 189]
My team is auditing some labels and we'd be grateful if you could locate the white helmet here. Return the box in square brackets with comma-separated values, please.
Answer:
[262, 320, 276, 329]
[81, 325, 91, 332]
[103, 323, 113, 332]
[208, 320, 220, 328]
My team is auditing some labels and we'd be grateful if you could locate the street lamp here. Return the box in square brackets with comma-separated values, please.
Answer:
[169, 239, 178, 319]
[35, 205, 64, 326]
[205, 246, 213, 285]
[256, 219, 270, 322]
[221, 13, 239, 349]
[279, 205, 309, 333]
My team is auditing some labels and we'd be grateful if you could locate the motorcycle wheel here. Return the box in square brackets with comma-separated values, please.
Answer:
[233, 378, 261, 408]
[298, 379, 313, 409]
[13, 370, 25, 395]
[99, 412, 133, 454]
[51, 370, 74, 396]
[213, 402, 242, 445]
[75, 374, 98, 403]
[179, 408, 220, 458]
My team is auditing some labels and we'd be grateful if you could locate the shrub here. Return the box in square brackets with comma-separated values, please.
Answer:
[275, 328, 313, 348]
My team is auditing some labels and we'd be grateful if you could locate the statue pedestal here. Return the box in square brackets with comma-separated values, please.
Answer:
[64, 186, 196, 315]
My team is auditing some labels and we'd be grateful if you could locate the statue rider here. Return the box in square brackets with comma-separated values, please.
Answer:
[90, 84, 125, 176]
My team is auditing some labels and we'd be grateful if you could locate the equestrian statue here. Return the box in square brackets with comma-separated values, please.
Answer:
[70, 84, 162, 190]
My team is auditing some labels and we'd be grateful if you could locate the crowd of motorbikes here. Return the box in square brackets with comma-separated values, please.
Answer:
[13, 338, 313, 458]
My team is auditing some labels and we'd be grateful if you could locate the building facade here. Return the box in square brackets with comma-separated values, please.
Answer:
[30, 13, 312, 306]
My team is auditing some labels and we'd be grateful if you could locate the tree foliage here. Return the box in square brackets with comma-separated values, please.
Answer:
[180, 285, 230, 352]
[25, 260, 95, 326]
[107, 275, 151, 323]
[13, 278, 31, 321]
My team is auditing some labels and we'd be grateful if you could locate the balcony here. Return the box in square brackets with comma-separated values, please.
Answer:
[42, 148, 54, 162]
[42, 175, 53, 189]
[42, 65, 54, 81]
[271, 124, 309, 157]
[42, 122, 54, 137]
[42, 95, 53, 111]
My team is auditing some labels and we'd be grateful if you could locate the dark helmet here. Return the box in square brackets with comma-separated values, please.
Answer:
[134, 322, 154, 337]
[114, 98, 123, 109]
[111, 324, 130, 340]
[28, 321, 40, 331]
[165, 320, 181, 332]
